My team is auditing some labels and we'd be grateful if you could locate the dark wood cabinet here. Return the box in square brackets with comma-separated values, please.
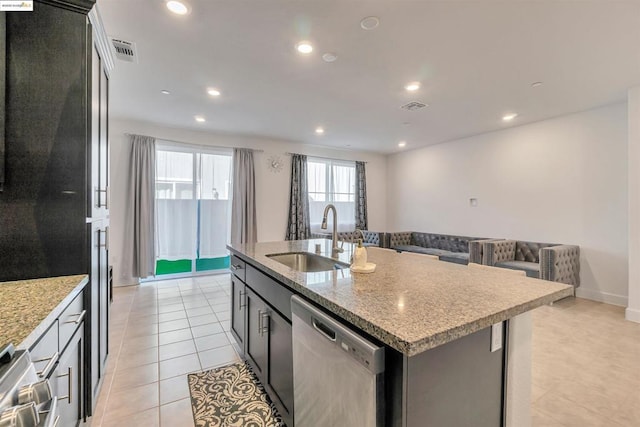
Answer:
[230, 275, 246, 352]
[245, 287, 269, 381]
[56, 325, 84, 427]
[231, 264, 294, 426]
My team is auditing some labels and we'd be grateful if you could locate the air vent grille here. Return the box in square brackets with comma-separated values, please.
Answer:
[401, 101, 428, 111]
[110, 38, 137, 63]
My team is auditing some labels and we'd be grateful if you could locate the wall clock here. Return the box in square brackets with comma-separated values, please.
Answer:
[268, 155, 284, 173]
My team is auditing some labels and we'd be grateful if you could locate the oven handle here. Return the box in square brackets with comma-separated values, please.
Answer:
[34, 352, 59, 379]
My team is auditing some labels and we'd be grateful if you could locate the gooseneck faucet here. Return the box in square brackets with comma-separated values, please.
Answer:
[321, 204, 344, 256]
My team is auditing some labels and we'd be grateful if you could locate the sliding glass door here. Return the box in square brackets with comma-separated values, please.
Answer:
[155, 144, 232, 276]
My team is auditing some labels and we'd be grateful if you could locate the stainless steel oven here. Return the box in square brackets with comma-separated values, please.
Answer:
[0, 344, 60, 427]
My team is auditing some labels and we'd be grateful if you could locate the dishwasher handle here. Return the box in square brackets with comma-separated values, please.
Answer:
[312, 318, 337, 342]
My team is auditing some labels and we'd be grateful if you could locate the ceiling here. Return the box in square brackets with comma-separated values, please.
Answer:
[98, 0, 640, 154]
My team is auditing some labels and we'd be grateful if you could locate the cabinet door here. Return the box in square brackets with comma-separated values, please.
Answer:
[98, 225, 109, 377]
[245, 288, 268, 382]
[266, 310, 294, 427]
[99, 67, 108, 208]
[89, 223, 100, 399]
[57, 325, 83, 427]
[230, 276, 246, 353]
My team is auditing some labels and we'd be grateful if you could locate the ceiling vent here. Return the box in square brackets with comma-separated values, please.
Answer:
[401, 101, 428, 111]
[110, 38, 138, 63]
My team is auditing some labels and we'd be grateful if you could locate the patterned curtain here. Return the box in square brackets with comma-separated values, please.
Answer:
[286, 154, 311, 240]
[231, 148, 258, 245]
[355, 161, 368, 230]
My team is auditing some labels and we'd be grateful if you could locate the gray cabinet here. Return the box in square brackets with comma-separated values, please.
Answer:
[245, 287, 269, 380]
[265, 308, 294, 426]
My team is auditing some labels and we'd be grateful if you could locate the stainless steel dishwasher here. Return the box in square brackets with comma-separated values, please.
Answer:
[291, 295, 385, 427]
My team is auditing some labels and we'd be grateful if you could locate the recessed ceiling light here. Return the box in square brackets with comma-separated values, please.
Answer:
[405, 82, 421, 92]
[315, 127, 325, 135]
[360, 16, 380, 30]
[531, 81, 543, 88]
[398, 141, 407, 148]
[296, 41, 313, 54]
[166, 0, 189, 15]
[502, 113, 518, 122]
[195, 115, 206, 123]
[161, 90, 170, 95]
[207, 88, 221, 97]
[322, 53, 338, 63]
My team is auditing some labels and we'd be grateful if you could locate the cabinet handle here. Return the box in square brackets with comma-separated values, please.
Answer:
[95, 187, 108, 208]
[57, 366, 72, 403]
[64, 310, 86, 325]
[105, 185, 110, 209]
[260, 311, 270, 336]
[98, 228, 109, 249]
[34, 352, 59, 379]
[231, 264, 243, 271]
[238, 290, 246, 310]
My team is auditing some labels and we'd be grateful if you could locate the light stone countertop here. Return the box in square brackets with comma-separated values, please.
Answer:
[0, 275, 88, 349]
[228, 239, 573, 356]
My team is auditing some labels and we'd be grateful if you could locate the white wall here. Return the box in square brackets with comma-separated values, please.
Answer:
[387, 103, 629, 305]
[627, 88, 640, 322]
[110, 119, 387, 285]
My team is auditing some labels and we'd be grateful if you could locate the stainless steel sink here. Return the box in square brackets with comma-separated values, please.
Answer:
[266, 252, 349, 272]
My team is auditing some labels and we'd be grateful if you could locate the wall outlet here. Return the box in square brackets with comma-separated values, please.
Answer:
[491, 322, 503, 352]
[469, 198, 478, 207]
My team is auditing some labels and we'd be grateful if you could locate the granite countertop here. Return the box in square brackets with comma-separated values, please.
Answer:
[228, 239, 573, 356]
[0, 275, 89, 349]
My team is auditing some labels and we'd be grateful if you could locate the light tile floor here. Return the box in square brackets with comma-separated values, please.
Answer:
[89, 274, 240, 427]
[90, 274, 640, 426]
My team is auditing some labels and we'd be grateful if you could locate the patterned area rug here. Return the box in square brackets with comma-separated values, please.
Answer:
[188, 362, 286, 427]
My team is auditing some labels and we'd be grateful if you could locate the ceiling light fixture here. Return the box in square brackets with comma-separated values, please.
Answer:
[296, 41, 313, 54]
[195, 115, 206, 123]
[207, 88, 221, 97]
[531, 81, 543, 88]
[502, 113, 518, 122]
[166, 0, 189, 15]
[315, 127, 325, 135]
[160, 90, 171, 95]
[360, 16, 380, 30]
[398, 141, 407, 148]
[405, 82, 421, 92]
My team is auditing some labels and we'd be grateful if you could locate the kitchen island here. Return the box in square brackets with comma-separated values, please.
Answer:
[228, 239, 573, 427]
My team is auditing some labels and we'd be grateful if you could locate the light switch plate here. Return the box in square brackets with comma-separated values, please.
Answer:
[491, 322, 503, 352]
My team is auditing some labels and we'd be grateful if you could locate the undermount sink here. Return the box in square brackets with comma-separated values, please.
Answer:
[266, 252, 349, 272]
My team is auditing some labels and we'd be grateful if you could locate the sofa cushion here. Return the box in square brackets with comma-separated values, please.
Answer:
[495, 260, 540, 278]
[515, 241, 556, 263]
[394, 245, 451, 257]
[439, 252, 470, 265]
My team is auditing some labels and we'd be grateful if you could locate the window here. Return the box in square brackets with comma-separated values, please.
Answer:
[307, 158, 356, 232]
[155, 143, 232, 275]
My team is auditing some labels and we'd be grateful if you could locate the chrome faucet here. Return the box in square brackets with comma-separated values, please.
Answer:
[321, 204, 344, 256]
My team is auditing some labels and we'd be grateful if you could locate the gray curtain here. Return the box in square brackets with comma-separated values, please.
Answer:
[123, 134, 156, 279]
[355, 161, 368, 230]
[286, 154, 311, 240]
[231, 148, 257, 245]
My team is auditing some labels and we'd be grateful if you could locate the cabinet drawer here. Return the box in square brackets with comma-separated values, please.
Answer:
[246, 265, 294, 322]
[30, 322, 59, 381]
[230, 255, 246, 282]
[58, 291, 85, 351]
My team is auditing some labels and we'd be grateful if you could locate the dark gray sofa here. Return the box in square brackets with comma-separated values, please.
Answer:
[388, 232, 489, 265]
[311, 230, 387, 247]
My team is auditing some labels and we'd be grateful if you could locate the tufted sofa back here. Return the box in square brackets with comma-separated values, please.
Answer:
[410, 232, 478, 253]
[515, 241, 556, 263]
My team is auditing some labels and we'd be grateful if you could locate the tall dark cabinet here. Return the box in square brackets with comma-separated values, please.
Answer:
[0, 0, 113, 419]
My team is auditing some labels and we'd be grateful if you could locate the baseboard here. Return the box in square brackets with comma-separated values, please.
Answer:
[575, 287, 628, 307]
[625, 307, 640, 323]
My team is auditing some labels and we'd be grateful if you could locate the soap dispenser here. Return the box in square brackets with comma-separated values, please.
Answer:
[353, 239, 368, 268]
